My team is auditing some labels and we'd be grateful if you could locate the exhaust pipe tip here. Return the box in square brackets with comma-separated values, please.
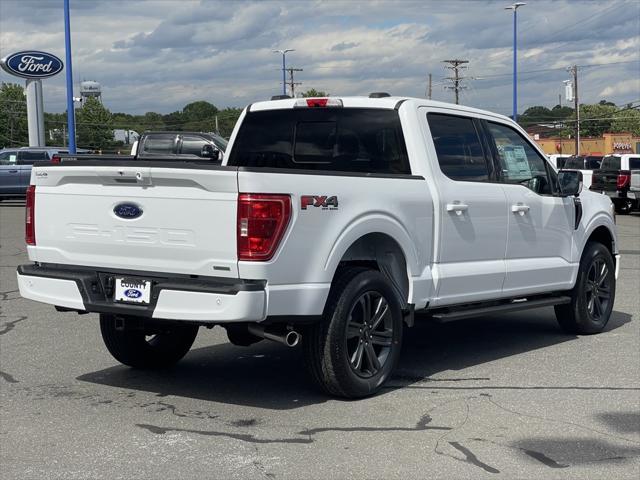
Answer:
[284, 330, 300, 347]
[247, 324, 300, 348]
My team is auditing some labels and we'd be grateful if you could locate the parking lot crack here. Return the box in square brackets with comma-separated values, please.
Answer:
[0, 370, 18, 383]
[485, 397, 640, 446]
[0, 316, 27, 336]
[136, 423, 313, 444]
[449, 441, 500, 474]
[297, 412, 451, 436]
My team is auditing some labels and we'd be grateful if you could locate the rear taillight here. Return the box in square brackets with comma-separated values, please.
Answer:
[25, 185, 36, 245]
[617, 171, 631, 189]
[50, 155, 61, 164]
[237, 193, 291, 261]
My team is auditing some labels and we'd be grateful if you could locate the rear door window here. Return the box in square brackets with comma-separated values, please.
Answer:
[142, 134, 177, 154]
[628, 158, 640, 169]
[18, 151, 49, 164]
[228, 108, 410, 174]
[427, 113, 490, 182]
[180, 135, 208, 156]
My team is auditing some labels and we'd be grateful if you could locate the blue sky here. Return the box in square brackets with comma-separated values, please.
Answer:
[1, 0, 638, 115]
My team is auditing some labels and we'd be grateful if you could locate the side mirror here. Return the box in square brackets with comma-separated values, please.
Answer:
[558, 170, 583, 197]
[201, 144, 220, 160]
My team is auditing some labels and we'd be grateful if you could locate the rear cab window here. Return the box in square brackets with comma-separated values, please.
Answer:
[228, 108, 411, 174]
[628, 158, 640, 169]
[601, 156, 621, 171]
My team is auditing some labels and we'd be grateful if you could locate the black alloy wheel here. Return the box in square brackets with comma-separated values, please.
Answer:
[584, 257, 612, 322]
[555, 241, 615, 334]
[346, 291, 394, 378]
[303, 268, 403, 398]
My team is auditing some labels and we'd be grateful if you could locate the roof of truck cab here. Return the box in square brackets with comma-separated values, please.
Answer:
[248, 96, 513, 122]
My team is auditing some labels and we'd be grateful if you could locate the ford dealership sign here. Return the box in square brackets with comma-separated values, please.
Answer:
[0, 51, 63, 79]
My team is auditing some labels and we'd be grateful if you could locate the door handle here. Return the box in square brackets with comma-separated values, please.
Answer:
[9, 169, 19, 173]
[446, 202, 469, 215]
[511, 203, 530, 215]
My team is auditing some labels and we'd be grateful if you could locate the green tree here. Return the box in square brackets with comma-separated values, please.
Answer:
[301, 88, 330, 97]
[216, 107, 243, 138]
[0, 82, 28, 147]
[573, 103, 618, 137]
[44, 111, 67, 146]
[610, 108, 640, 136]
[181, 101, 218, 131]
[75, 97, 114, 150]
[163, 110, 184, 131]
[518, 106, 554, 127]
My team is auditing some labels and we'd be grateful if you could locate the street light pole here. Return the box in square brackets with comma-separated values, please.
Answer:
[505, 2, 525, 122]
[64, 0, 76, 153]
[273, 49, 294, 96]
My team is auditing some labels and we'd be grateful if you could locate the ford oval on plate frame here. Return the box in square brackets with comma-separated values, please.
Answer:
[114, 278, 151, 304]
[114, 203, 143, 219]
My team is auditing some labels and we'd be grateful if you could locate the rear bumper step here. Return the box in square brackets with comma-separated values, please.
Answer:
[430, 296, 571, 323]
[17, 263, 267, 322]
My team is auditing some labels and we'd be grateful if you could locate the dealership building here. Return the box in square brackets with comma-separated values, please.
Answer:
[534, 132, 640, 156]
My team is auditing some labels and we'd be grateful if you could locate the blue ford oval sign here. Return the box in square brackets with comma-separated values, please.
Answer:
[114, 203, 143, 219]
[0, 51, 63, 79]
[124, 289, 143, 299]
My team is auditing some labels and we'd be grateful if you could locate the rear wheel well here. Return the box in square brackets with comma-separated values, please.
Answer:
[330, 233, 409, 311]
[587, 226, 614, 255]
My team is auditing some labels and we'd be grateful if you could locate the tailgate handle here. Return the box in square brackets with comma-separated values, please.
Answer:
[101, 170, 151, 185]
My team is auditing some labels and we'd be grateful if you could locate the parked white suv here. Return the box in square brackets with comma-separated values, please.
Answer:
[17, 95, 619, 397]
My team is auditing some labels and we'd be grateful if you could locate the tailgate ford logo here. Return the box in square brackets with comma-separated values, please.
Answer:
[114, 203, 143, 219]
[124, 289, 143, 299]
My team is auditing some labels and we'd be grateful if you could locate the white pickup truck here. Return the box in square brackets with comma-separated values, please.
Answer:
[17, 95, 619, 398]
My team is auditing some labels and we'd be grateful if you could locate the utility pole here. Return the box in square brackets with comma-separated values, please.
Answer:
[215, 115, 219, 134]
[567, 65, 580, 155]
[443, 59, 468, 104]
[427, 73, 432, 99]
[286, 67, 303, 97]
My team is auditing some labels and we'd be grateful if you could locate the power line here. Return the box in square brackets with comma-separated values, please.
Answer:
[285, 67, 303, 97]
[443, 59, 469, 105]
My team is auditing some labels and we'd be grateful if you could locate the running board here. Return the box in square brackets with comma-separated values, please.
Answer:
[430, 296, 571, 323]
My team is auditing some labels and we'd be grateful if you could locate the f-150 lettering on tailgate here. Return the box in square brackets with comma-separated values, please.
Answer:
[66, 223, 195, 246]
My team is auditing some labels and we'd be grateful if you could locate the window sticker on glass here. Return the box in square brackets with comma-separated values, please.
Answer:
[9, 154, 17, 164]
[499, 145, 531, 180]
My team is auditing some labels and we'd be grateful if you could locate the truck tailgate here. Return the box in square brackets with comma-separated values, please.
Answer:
[30, 164, 239, 278]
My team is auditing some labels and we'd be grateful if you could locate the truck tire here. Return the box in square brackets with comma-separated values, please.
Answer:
[554, 241, 615, 334]
[303, 268, 403, 398]
[100, 314, 198, 368]
[615, 199, 634, 215]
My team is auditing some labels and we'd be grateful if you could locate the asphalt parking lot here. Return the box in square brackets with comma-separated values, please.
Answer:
[1, 200, 639, 479]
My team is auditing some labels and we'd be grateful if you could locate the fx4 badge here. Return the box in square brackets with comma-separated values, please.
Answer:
[301, 195, 339, 211]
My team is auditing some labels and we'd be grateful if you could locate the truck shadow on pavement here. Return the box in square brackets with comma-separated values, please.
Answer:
[77, 308, 632, 410]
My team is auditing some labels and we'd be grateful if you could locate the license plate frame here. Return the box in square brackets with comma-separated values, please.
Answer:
[114, 277, 152, 304]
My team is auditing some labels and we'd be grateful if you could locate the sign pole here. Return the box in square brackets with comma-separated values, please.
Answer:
[25, 79, 46, 146]
[64, 0, 76, 154]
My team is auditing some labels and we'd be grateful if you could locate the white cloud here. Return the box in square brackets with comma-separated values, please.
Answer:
[599, 79, 640, 98]
[0, 0, 638, 115]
